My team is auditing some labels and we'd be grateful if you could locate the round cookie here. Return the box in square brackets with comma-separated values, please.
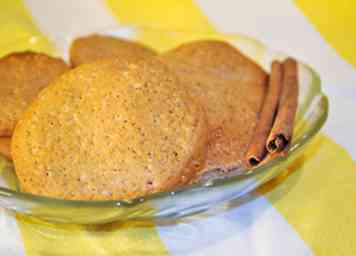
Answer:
[160, 40, 267, 172]
[70, 34, 157, 67]
[0, 137, 11, 160]
[0, 52, 69, 136]
[12, 58, 207, 200]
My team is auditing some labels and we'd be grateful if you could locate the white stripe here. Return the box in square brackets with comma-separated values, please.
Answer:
[157, 196, 313, 256]
[196, 0, 356, 158]
[0, 210, 25, 256]
[195, 0, 356, 90]
[24, 0, 118, 57]
[321, 85, 356, 158]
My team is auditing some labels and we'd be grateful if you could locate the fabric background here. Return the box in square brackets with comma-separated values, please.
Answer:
[0, 0, 355, 255]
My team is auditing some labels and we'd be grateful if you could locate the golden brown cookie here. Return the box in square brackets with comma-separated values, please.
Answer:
[0, 137, 11, 160]
[0, 52, 69, 136]
[161, 40, 267, 172]
[70, 34, 157, 67]
[12, 57, 207, 200]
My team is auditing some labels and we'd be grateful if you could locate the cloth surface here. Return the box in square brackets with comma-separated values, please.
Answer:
[0, 0, 355, 255]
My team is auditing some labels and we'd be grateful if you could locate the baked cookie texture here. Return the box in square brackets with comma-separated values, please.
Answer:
[70, 35, 157, 67]
[12, 57, 208, 200]
[0, 52, 69, 136]
[0, 137, 11, 160]
[161, 40, 267, 172]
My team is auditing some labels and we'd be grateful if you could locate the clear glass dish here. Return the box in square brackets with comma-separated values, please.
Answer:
[0, 26, 328, 224]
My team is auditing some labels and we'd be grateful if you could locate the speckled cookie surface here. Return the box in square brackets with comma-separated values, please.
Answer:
[161, 40, 267, 171]
[12, 58, 207, 200]
[0, 52, 69, 136]
[70, 34, 157, 67]
[0, 137, 11, 160]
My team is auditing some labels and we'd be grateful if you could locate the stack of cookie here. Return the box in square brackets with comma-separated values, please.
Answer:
[0, 35, 270, 200]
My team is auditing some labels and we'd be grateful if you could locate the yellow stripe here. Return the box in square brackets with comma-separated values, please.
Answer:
[105, 0, 265, 58]
[105, 0, 217, 51]
[295, 0, 356, 68]
[0, 0, 55, 57]
[105, 0, 215, 31]
[17, 214, 167, 256]
[262, 134, 356, 255]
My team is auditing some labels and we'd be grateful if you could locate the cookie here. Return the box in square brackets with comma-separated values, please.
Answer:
[0, 52, 69, 136]
[70, 34, 157, 67]
[12, 57, 207, 200]
[0, 137, 11, 160]
[161, 40, 267, 172]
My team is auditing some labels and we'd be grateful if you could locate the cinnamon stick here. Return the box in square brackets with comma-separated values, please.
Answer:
[266, 58, 298, 153]
[258, 150, 288, 166]
[246, 61, 284, 167]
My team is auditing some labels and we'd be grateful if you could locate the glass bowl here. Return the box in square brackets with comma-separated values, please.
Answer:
[0, 26, 328, 224]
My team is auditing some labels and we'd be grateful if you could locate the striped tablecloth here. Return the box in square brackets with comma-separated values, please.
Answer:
[0, 1, 355, 255]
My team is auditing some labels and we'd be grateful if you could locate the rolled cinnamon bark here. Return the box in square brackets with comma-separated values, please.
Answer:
[246, 61, 284, 166]
[0, 137, 11, 160]
[266, 58, 298, 153]
[258, 150, 288, 166]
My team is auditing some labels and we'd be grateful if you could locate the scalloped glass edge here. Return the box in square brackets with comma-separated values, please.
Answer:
[0, 26, 328, 224]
